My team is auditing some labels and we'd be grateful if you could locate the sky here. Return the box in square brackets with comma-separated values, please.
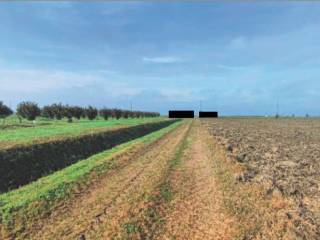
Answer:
[0, 2, 320, 116]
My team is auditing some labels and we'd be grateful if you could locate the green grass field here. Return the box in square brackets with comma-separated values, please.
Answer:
[0, 116, 165, 146]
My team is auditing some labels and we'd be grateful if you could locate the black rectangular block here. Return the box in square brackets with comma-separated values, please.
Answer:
[199, 111, 218, 118]
[169, 110, 194, 118]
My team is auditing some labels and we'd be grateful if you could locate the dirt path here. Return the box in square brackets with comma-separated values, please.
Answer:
[27, 120, 239, 239]
[30, 122, 190, 240]
[153, 120, 238, 240]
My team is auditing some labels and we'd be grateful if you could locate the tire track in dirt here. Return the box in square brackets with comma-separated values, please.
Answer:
[30, 121, 190, 240]
[153, 120, 238, 240]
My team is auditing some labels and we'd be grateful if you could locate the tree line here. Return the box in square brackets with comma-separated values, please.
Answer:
[0, 101, 160, 122]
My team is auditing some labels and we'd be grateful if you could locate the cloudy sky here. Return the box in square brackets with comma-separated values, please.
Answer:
[0, 2, 320, 116]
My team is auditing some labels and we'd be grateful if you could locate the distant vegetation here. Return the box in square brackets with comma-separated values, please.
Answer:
[17, 101, 41, 121]
[0, 101, 160, 124]
[0, 102, 13, 124]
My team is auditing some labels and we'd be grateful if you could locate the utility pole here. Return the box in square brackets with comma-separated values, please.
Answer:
[276, 98, 279, 118]
[130, 101, 132, 112]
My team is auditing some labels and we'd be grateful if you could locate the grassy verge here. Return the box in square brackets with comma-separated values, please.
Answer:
[0, 120, 176, 193]
[0, 120, 183, 238]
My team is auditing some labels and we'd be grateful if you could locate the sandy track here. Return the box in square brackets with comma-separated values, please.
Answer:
[25, 120, 240, 240]
[153, 120, 237, 240]
[30, 122, 190, 240]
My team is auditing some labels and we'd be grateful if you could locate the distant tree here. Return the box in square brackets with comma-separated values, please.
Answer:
[70, 106, 84, 120]
[50, 103, 64, 120]
[122, 110, 130, 119]
[85, 106, 98, 120]
[113, 109, 122, 120]
[128, 111, 135, 118]
[306, 113, 309, 118]
[41, 105, 55, 119]
[63, 105, 73, 123]
[0, 101, 13, 125]
[99, 108, 112, 120]
[133, 111, 142, 118]
[16, 101, 41, 121]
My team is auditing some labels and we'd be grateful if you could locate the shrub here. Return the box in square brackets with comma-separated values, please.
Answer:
[135, 111, 143, 118]
[122, 110, 130, 119]
[70, 106, 84, 120]
[16, 101, 41, 121]
[112, 108, 122, 120]
[50, 103, 65, 120]
[99, 108, 112, 120]
[0, 102, 13, 120]
[85, 106, 98, 120]
[128, 111, 135, 118]
[41, 105, 55, 119]
[63, 105, 73, 122]
[0, 102, 13, 126]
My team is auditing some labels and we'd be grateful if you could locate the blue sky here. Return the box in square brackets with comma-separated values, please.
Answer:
[0, 2, 320, 116]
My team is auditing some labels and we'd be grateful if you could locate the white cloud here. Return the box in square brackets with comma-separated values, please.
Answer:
[142, 56, 182, 64]
[0, 68, 140, 98]
[216, 64, 250, 71]
[0, 69, 93, 92]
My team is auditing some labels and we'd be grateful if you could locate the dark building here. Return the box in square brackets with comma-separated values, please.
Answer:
[199, 111, 218, 118]
[168, 110, 194, 118]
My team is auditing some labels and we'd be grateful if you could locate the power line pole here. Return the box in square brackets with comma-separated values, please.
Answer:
[130, 101, 132, 112]
[276, 98, 279, 118]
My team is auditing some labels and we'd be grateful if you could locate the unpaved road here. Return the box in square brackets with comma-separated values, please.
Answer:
[153, 120, 237, 240]
[24, 121, 239, 239]
[30, 122, 189, 239]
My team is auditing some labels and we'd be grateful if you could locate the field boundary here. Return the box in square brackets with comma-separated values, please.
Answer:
[0, 120, 184, 239]
[202, 125, 297, 240]
[0, 120, 177, 193]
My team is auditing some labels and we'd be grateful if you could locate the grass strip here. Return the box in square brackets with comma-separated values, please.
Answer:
[0, 120, 183, 238]
[120, 120, 193, 239]
[0, 117, 166, 148]
[0, 120, 176, 193]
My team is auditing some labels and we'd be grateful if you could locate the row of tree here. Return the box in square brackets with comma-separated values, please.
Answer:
[0, 101, 160, 122]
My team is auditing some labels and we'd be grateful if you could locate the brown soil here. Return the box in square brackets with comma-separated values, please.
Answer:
[153, 120, 238, 240]
[14, 119, 307, 239]
[27, 121, 190, 240]
[202, 118, 320, 239]
[15, 120, 243, 240]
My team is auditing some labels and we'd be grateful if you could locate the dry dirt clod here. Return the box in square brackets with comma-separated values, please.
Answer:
[236, 153, 247, 163]
[226, 144, 233, 152]
[78, 234, 86, 240]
